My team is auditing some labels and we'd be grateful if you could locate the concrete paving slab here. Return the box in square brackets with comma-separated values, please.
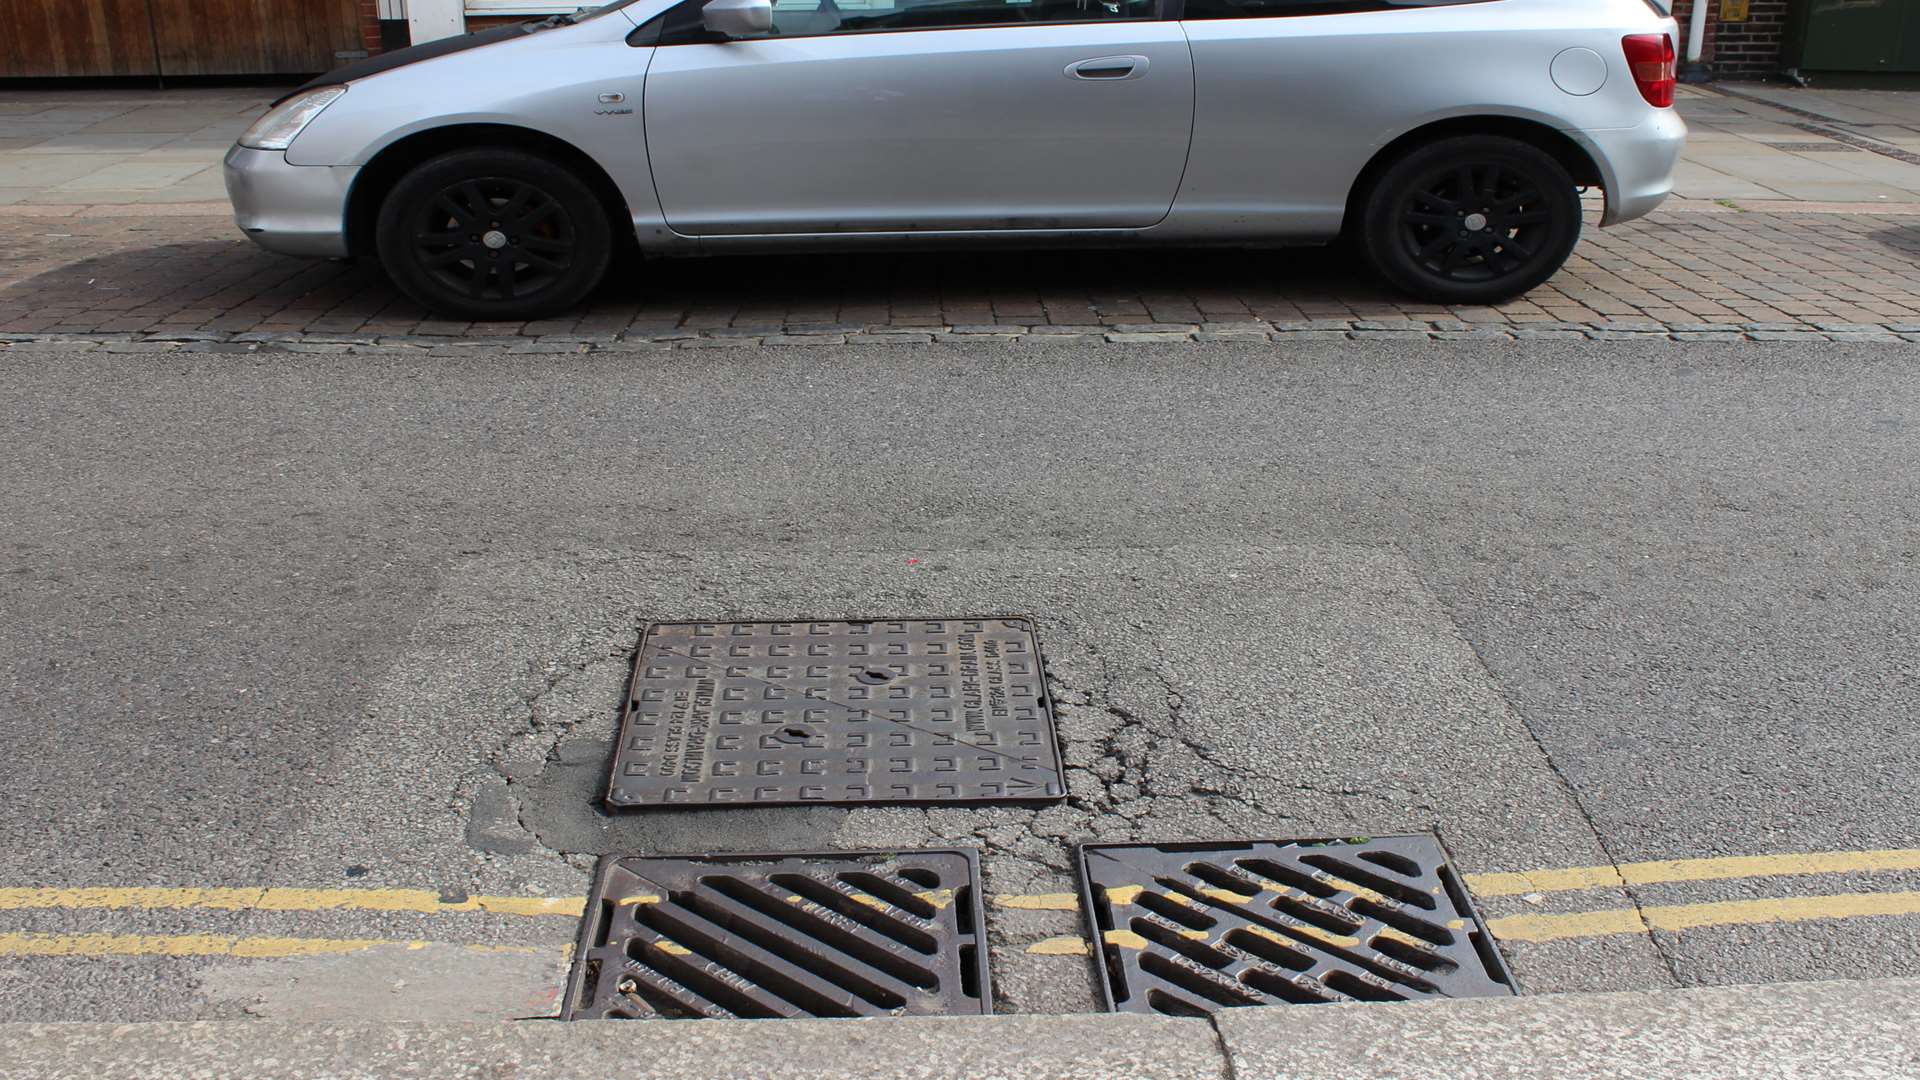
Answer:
[51, 160, 210, 192]
[0, 154, 114, 188]
[0, 1014, 1230, 1080]
[1670, 161, 1783, 200]
[197, 943, 571, 1022]
[18, 132, 180, 155]
[1215, 978, 1920, 1080]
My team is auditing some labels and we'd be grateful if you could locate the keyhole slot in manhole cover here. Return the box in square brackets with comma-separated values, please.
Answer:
[854, 666, 896, 684]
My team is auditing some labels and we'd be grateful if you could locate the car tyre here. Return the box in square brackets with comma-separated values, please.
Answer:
[1360, 135, 1581, 305]
[375, 148, 613, 321]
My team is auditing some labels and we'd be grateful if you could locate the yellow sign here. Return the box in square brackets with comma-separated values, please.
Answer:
[1720, 0, 1749, 21]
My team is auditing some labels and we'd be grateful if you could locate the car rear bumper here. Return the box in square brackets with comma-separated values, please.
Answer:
[1575, 109, 1688, 227]
[223, 145, 356, 258]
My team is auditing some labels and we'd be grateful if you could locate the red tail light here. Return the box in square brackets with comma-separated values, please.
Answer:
[1622, 33, 1676, 108]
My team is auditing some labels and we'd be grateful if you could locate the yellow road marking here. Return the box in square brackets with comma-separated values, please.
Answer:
[1025, 891, 1920, 954]
[0, 932, 555, 959]
[1490, 891, 1920, 943]
[1466, 849, 1920, 897]
[0, 887, 582, 918]
[1027, 934, 1089, 956]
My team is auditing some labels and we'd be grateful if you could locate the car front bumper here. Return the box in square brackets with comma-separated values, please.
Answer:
[1575, 108, 1688, 228]
[223, 145, 357, 258]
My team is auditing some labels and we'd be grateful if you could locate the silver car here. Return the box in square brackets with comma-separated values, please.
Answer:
[225, 0, 1684, 321]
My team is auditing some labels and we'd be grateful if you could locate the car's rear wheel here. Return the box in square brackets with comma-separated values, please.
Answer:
[375, 148, 612, 322]
[1360, 135, 1581, 305]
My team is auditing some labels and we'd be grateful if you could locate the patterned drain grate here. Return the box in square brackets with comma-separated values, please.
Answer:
[563, 850, 991, 1020]
[605, 619, 1065, 809]
[1076, 836, 1515, 1016]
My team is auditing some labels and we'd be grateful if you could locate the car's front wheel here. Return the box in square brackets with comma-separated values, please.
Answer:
[1359, 135, 1581, 305]
[375, 148, 613, 321]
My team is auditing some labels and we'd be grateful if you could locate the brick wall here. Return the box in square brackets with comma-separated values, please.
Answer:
[359, 0, 385, 54]
[1670, 0, 1790, 78]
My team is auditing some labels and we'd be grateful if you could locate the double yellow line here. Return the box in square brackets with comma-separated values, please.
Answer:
[0, 848, 1915, 960]
[1011, 848, 1920, 954]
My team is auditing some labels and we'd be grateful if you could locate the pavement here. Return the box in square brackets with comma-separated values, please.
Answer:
[2, 979, 1915, 1078]
[2, 76, 1920, 1072]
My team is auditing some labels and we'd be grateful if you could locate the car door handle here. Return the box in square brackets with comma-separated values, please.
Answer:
[1066, 56, 1148, 81]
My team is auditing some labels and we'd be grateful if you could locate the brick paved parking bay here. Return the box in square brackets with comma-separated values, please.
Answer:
[7, 84, 1920, 346]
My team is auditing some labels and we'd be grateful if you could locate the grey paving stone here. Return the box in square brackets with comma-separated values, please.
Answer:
[760, 334, 848, 346]
[1215, 978, 1918, 1080]
[0, 1014, 1230, 1080]
[1271, 320, 1355, 332]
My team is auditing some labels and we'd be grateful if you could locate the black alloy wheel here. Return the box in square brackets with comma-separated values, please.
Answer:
[376, 148, 613, 321]
[1361, 135, 1581, 305]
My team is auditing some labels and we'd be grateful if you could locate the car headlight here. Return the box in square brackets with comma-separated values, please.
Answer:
[239, 86, 347, 151]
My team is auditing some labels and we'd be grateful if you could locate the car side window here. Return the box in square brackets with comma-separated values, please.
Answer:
[1179, 0, 1478, 19]
[646, 0, 1156, 44]
[769, 0, 1156, 34]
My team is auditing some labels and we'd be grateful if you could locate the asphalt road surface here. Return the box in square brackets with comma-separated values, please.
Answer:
[1, 338, 1915, 1021]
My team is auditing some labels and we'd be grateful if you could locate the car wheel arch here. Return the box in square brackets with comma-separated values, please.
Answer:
[1341, 116, 1606, 239]
[344, 124, 633, 259]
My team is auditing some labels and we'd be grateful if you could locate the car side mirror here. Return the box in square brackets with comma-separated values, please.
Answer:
[702, 0, 772, 38]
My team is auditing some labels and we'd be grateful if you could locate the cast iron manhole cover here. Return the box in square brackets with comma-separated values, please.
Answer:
[562, 849, 991, 1019]
[605, 619, 1065, 808]
[1076, 836, 1515, 1016]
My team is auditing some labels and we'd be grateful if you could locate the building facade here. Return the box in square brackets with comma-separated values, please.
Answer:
[2, 0, 1904, 81]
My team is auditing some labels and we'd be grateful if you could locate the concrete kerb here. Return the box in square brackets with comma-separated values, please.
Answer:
[2, 319, 1920, 355]
[1, 979, 1914, 1080]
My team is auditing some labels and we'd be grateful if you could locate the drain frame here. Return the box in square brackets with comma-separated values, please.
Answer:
[1074, 835, 1516, 1016]
[605, 618, 1066, 810]
[562, 848, 992, 1020]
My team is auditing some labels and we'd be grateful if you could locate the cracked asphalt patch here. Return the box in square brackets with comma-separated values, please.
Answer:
[264, 545, 1668, 1014]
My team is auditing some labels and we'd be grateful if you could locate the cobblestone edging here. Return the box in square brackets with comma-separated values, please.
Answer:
[4, 318, 1920, 355]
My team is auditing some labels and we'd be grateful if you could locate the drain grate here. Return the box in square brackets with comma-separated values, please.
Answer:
[1767, 142, 1860, 153]
[1076, 836, 1515, 1016]
[562, 849, 991, 1020]
[605, 619, 1065, 809]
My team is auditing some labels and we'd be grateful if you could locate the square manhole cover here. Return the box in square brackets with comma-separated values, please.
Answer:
[562, 849, 991, 1019]
[605, 619, 1065, 809]
[1076, 835, 1515, 1016]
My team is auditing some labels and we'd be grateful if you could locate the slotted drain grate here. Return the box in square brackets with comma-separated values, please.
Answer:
[605, 619, 1065, 809]
[1076, 836, 1514, 1016]
[1767, 142, 1860, 153]
[562, 849, 991, 1020]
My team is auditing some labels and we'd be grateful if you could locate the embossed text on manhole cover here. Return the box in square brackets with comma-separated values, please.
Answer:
[605, 619, 1065, 808]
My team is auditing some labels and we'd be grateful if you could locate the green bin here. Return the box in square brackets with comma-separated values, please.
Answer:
[1784, 0, 1920, 74]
